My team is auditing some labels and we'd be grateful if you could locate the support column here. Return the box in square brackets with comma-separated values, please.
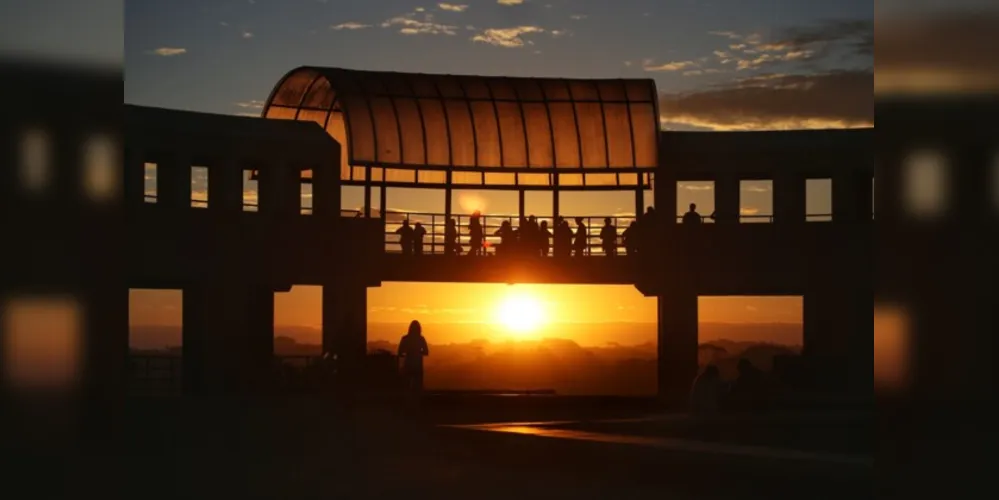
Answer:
[322, 284, 368, 378]
[773, 171, 806, 224]
[635, 188, 644, 219]
[258, 162, 299, 216]
[182, 284, 274, 396]
[83, 284, 130, 437]
[124, 148, 145, 208]
[208, 159, 243, 213]
[312, 156, 340, 218]
[803, 287, 851, 392]
[657, 290, 699, 408]
[833, 169, 873, 223]
[157, 154, 191, 209]
[655, 175, 677, 224]
[518, 190, 526, 219]
[363, 167, 372, 217]
[714, 174, 740, 223]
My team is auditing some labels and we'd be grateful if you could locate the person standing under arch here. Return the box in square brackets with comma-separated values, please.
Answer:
[398, 320, 429, 396]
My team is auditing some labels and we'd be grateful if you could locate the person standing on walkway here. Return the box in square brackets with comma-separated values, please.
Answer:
[398, 320, 429, 396]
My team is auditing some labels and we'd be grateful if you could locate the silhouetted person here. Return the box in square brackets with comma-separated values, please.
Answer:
[599, 217, 617, 256]
[398, 320, 429, 396]
[444, 218, 459, 256]
[573, 217, 588, 257]
[396, 219, 414, 255]
[622, 221, 638, 256]
[494, 220, 514, 255]
[682, 203, 702, 225]
[413, 222, 427, 256]
[554, 217, 572, 257]
[638, 206, 657, 254]
[727, 358, 765, 411]
[539, 221, 552, 256]
[468, 212, 483, 256]
[690, 365, 724, 415]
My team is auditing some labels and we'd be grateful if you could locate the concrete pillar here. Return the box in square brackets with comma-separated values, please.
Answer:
[657, 290, 699, 408]
[312, 158, 341, 218]
[804, 285, 858, 392]
[322, 284, 368, 377]
[208, 159, 243, 213]
[258, 163, 300, 216]
[833, 169, 872, 223]
[655, 175, 677, 224]
[82, 284, 129, 436]
[157, 154, 191, 209]
[714, 174, 740, 223]
[182, 284, 274, 396]
[124, 147, 145, 208]
[773, 171, 806, 224]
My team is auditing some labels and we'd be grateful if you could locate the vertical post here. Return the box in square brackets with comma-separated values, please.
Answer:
[124, 148, 145, 208]
[552, 172, 560, 225]
[157, 153, 191, 209]
[657, 289, 699, 408]
[363, 166, 372, 217]
[208, 159, 243, 213]
[773, 171, 805, 224]
[312, 156, 340, 218]
[635, 188, 644, 220]
[714, 174, 740, 223]
[656, 174, 678, 224]
[518, 190, 526, 219]
[380, 182, 388, 249]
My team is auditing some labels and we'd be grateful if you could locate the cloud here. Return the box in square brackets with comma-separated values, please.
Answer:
[219, 21, 229, 27]
[643, 60, 698, 72]
[497, 0, 525, 5]
[658, 70, 874, 130]
[438, 3, 468, 12]
[472, 26, 545, 48]
[680, 184, 713, 191]
[242, 31, 254, 38]
[570, 14, 587, 20]
[709, 20, 871, 71]
[736, 50, 815, 70]
[149, 47, 186, 56]
[382, 15, 458, 35]
[234, 100, 265, 109]
[332, 22, 371, 30]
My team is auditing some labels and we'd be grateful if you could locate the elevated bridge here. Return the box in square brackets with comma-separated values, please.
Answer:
[116, 67, 873, 406]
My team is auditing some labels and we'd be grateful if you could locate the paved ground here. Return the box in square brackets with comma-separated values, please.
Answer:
[6, 395, 873, 499]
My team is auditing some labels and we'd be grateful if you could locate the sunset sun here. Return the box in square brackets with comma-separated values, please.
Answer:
[495, 292, 545, 336]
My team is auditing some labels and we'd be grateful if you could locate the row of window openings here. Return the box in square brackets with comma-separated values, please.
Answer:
[143, 163, 314, 214]
[676, 179, 860, 223]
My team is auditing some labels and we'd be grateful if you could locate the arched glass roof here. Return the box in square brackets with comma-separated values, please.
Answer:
[262, 66, 659, 190]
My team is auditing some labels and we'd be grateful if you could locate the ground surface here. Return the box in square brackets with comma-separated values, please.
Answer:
[6, 395, 873, 499]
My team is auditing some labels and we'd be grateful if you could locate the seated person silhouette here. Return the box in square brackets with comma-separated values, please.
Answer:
[727, 358, 766, 411]
[396, 219, 415, 255]
[682, 203, 703, 225]
[398, 320, 429, 395]
[413, 222, 427, 256]
[689, 365, 725, 415]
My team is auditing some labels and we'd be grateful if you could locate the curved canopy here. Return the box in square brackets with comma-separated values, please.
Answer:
[262, 66, 659, 189]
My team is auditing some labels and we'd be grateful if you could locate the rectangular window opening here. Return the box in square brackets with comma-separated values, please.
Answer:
[739, 180, 773, 223]
[243, 170, 258, 212]
[806, 178, 833, 222]
[677, 181, 715, 223]
[191, 166, 208, 208]
[144, 163, 157, 203]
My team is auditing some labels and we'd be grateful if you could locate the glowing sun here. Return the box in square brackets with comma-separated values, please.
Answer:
[495, 292, 545, 335]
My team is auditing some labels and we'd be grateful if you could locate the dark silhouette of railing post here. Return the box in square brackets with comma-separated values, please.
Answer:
[714, 173, 740, 223]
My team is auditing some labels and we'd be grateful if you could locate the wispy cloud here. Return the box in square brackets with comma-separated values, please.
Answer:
[643, 60, 698, 72]
[242, 31, 254, 38]
[234, 100, 265, 109]
[219, 21, 229, 27]
[148, 47, 187, 57]
[234, 112, 260, 118]
[382, 14, 458, 35]
[332, 22, 371, 30]
[472, 26, 545, 48]
[709, 20, 871, 71]
[570, 14, 587, 20]
[438, 3, 468, 12]
[497, 0, 525, 5]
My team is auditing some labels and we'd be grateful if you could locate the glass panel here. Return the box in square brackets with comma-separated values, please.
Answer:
[597, 81, 627, 101]
[394, 98, 425, 165]
[385, 168, 415, 183]
[559, 173, 584, 187]
[435, 75, 464, 98]
[484, 172, 516, 185]
[418, 99, 450, 166]
[495, 102, 527, 167]
[568, 81, 599, 101]
[513, 79, 544, 101]
[444, 100, 475, 167]
[629, 103, 657, 168]
[272, 70, 319, 106]
[625, 81, 653, 102]
[418, 170, 447, 184]
[585, 173, 618, 186]
[488, 79, 517, 100]
[575, 102, 607, 168]
[603, 103, 633, 167]
[541, 79, 571, 101]
[618, 173, 639, 186]
[351, 166, 367, 181]
[370, 168, 384, 182]
[452, 171, 482, 185]
[519, 173, 550, 186]
[462, 76, 491, 99]
[301, 77, 335, 109]
[548, 102, 580, 168]
[265, 106, 296, 120]
[342, 96, 375, 162]
[370, 98, 401, 165]
[523, 102, 554, 167]
[471, 101, 501, 168]
[297, 109, 328, 129]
